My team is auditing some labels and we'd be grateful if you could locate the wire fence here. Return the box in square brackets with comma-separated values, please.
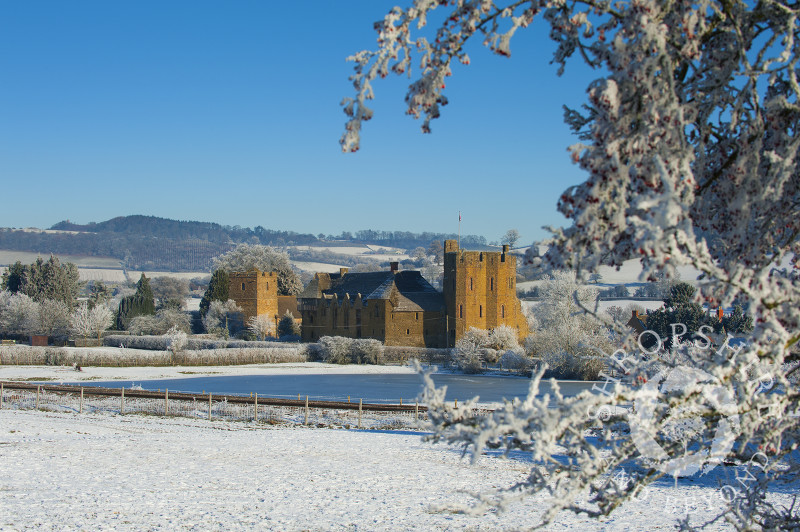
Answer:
[0, 381, 431, 431]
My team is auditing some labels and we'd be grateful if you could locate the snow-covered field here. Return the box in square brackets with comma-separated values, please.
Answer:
[0, 362, 418, 384]
[0, 408, 749, 531]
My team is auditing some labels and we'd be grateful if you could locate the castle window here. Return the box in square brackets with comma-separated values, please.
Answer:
[490, 277, 494, 291]
[242, 282, 246, 291]
[479, 305, 483, 318]
[470, 277, 473, 290]
[266, 282, 269, 290]
[415, 312, 419, 320]
[479, 253, 483, 261]
[406, 329, 410, 335]
[459, 305, 463, 319]
[501, 305, 505, 318]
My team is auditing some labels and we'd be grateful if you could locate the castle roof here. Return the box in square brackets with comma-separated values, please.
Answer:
[299, 270, 444, 312]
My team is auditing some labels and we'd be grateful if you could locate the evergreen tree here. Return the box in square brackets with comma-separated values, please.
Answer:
[277, 310, 300, 338]
[643, 282, 708, 349]
[1, 257, 80, 307]
[1, 261, 24, 293]
[115, 274, 156, 330]
[199, 269, 229, 317]
[88, 281, 111, 309]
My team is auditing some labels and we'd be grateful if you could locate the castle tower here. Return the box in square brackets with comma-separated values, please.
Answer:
[228, 270, 279, 333]
[443, 240, 529, 346]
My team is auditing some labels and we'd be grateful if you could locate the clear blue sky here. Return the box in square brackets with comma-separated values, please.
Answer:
[0, 1, 598, 246]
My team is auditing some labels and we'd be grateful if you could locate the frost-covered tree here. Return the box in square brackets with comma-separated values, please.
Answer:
[150, 276, 190, 310]
[0, 292, 39, 336]
[501, 229, 520, 249]
[203, 299, 242, 338]
[163, 325, 187, 355]
[247, 314, 274, 341]
[345, 0, 800, 527]
[35, 299, 71, 337]
[70, 302, 113, 339]
[212, 243, 303, 296]
[526, 271, 610, 379]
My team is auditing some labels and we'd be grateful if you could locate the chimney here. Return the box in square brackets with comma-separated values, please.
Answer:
[339, 267, 349, 276]
[390, 261, 398, 274]
[717, 307, 724, 321]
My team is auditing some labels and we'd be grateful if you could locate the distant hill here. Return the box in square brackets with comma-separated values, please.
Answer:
[0, 215, 488, 272]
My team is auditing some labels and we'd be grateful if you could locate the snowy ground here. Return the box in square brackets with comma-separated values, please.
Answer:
[0, 362, 419, 384]
[0, 408, 751, 531]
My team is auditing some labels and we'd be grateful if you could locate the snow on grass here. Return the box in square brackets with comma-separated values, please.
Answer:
[0, 361, 419, 383]
[0, 408, 750, 530]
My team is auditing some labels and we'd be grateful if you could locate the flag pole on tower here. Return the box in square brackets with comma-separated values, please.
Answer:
[458, 211, 461, 249]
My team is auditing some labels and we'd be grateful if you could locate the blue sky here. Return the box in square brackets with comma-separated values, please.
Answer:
[1, 1, 598, 245]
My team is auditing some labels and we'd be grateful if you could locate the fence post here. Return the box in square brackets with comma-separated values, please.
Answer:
[165, 389, 169, 416]
[358, 398, 362, 429]
[80, 387, 84, 414]
[208, 393, 212, 421]
[36, 385, 40, 410]
[254, 393, 258, 422]
[304, 395, 309, 425]
[120, 388, 125, 415]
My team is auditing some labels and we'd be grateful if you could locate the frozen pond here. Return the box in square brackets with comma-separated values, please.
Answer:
[72, 373, 597, 405]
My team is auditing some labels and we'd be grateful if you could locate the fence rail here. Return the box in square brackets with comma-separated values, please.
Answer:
[0, 381, 430, 430]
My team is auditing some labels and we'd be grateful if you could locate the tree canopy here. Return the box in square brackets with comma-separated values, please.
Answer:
[212, 243, 303, 296]
[344, 0, 800, 527]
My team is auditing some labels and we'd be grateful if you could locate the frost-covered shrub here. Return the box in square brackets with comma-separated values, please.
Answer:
[103, 335, 170, 350]
[302, 342, 324, 362]
[500, 349, 534, 372]
[128, 309, 191, 336]
[487, 325, 520, 351]
[351, 338, 384, 364]
[462, 327, 490, 349]
[164, 326, 187, 355]
[0, 344, 305, 366]
[127, 315, 161, 336]
[452, 337, 485, 374]
[319, 336, 353, 364]
[313, 336, 384, 364]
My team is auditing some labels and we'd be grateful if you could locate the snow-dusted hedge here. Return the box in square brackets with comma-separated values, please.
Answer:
[0, 345, 305, 367]
[313, 336, 384, 365]
[383, 346, 451, 365]
[104, 335, 301, 351]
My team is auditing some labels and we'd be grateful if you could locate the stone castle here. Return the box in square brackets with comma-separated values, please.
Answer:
[228, 240, 529, 347]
